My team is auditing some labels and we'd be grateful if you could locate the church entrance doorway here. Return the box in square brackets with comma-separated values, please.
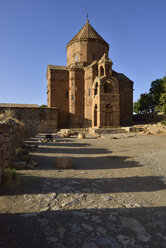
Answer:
[105, 112, 113, 126]
[105, 104, 113, 126]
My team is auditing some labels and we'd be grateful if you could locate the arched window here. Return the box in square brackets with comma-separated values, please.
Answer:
[104, 81, 114, 93]
[100, 66, 104, 76]
[94, 82, 98, 96]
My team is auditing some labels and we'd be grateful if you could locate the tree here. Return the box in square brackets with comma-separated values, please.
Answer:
[159, 93, 166, 116]
[163, 76, 166, 91]
[133, 99, 141, 114]
[139, 93, 154, 113]
[133, 93, 154, 114]
[149, 78, 165, 107]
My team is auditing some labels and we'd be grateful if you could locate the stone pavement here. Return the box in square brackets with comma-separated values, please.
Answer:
[0, 134, 166, 248]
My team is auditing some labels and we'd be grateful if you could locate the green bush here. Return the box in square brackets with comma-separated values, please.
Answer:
[15, 148, 28, 157]
[161, 120, 166, 125]
[40, 104, 47, 108]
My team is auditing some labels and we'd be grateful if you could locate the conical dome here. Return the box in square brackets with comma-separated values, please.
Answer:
[66, 20, 109, 67]
[67, 20, 109, 48]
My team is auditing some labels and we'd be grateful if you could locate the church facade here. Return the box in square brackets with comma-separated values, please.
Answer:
[47, 20, 133, 128]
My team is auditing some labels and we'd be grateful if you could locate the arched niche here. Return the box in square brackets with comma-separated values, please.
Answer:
[104, 81, 114, 94]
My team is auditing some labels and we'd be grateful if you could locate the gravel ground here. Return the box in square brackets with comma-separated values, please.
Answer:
[0, 132, 166, 248]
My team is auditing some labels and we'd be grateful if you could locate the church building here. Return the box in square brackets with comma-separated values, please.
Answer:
[47, 19, 133, 128]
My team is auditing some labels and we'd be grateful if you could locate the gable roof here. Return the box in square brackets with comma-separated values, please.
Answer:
[67, 20, 109, 48]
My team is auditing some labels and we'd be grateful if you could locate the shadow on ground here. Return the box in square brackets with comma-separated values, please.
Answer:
[1, 175, 165, 196]
[31, 153, 143, 170]
[0, 206, 166, 248]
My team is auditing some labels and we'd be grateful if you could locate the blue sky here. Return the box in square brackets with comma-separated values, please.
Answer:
[0, 0, 165, 105]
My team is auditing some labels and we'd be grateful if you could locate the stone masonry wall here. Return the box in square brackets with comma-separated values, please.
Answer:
[0, 122, 25, 184]
[0, 107, 58, 135]
[47, 68, 69, 128]
[133, 113, 165, 124]
[119, 81, 133, 126]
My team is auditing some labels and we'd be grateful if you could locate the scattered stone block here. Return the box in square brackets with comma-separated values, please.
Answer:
[11, 161, 27, 169]
[45, 134, 53, 141]
[31, 160, 38, 167]
[55, 157, 73, 169]
[26, 164, 34, 169]
[62, 133, 70, 138]
[39, 138, 47, 143]
[78, 133, 86, 139]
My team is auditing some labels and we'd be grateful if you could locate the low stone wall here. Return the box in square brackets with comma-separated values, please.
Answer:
[0, 107, 58, 135]
[0, 121, 25, 184]
[133, 113, 164, 124]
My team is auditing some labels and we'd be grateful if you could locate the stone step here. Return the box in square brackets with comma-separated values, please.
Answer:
[59, 127, 128, 134]
[59, 128, 90, 133]
[89, 128, 127, 134]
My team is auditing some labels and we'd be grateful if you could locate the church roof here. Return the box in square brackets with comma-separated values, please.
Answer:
[67, 20, 109, 48]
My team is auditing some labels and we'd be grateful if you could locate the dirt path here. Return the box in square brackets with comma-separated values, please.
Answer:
[0, 133, 166, 248]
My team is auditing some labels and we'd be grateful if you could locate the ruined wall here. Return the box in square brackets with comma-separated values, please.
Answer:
[0, 107, 58, 135]
[0, 122, 25, 184]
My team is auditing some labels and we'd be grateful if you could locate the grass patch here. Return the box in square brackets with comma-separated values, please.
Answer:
[0, 109, 23, 125]
[15, 148, 29, 157]
[3, 168, 20, 187]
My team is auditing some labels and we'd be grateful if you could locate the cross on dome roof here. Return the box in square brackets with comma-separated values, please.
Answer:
[67, 21, 109, 48]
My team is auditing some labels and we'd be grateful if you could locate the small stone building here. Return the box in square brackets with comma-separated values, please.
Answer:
[47, 20, 133, 128]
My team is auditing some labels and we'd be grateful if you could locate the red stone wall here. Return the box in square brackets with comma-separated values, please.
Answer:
[47, 69, 69, 128]
[119, 82, 133, 126]
[67, 40, 109, 67]
[69, 68, 85, 126]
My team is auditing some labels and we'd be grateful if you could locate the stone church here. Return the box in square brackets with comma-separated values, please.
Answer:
[47, 20, 133, 128]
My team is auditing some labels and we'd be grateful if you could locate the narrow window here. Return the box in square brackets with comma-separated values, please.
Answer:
[75, 54, 78, 62]
[71, 94, 74, 101]
[94, 83, 98, 95]
[65, 91, 69, 98]
[93, 53, 95, 60]
[100, 66, 104, 76]
[89, 88, 91, 96]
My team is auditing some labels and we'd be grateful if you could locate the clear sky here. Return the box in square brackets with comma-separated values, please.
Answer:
[0, 0, 165, 105]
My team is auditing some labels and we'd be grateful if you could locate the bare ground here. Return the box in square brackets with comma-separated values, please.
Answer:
[0, 132, 166, 248]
